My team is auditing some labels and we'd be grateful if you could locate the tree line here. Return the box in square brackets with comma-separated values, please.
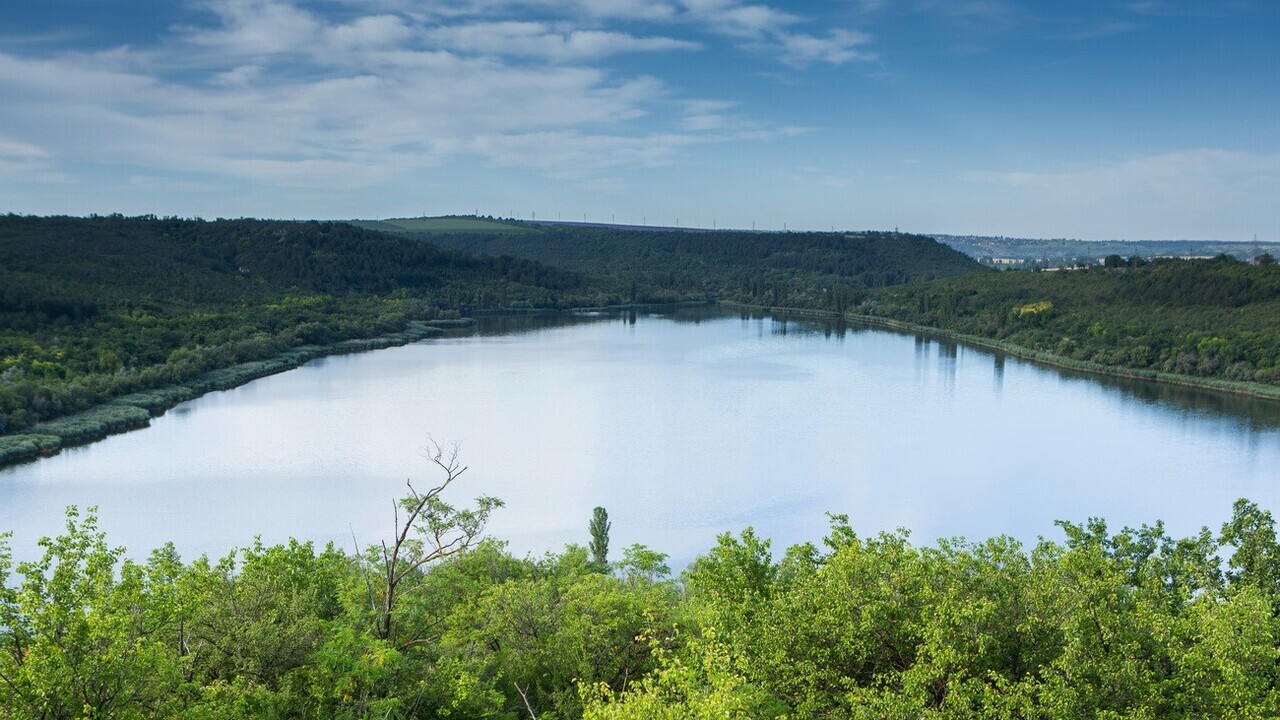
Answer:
[400, 225, 985, 308]
[0, 215, 622, 437]
[3, 450, 1280, 718]
[860, 256, 1280, 387]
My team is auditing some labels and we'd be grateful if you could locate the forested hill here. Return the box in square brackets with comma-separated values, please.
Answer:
[0, 214, 614, 438]
[0, 214, 588, 311]
[373, 219, 986, 308]
[864, 256, 1280, 388]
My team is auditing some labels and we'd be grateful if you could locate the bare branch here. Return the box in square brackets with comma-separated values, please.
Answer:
[514, 682, 539, 720]
[373, 438, 498, 641]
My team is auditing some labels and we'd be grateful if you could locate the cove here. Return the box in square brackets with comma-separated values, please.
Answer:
[2, 308, 1279, 566]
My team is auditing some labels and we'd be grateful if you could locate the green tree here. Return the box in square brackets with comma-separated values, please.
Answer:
[362, 440, 501, 644]
[0, 507, 184, 719]
[589, 506, 611, 572]
[1220, 498, 1280, 597]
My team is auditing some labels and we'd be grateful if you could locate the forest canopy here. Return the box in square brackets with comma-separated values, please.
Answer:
[3, 484, 1279, 719]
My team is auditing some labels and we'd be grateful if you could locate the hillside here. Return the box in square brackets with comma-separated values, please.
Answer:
[0, 214, 614, 439]
[863, 256, 1280, 388]
[350, 216, 535, 235]
[381, 220, 987, 310]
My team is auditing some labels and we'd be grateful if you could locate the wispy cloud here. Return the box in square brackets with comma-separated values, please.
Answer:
[0, 0, 875, 202]
[775, 29, 875, 67]
[0, 0, 817, 191]
[424, 22, 700, 61]
[968, 150, 1280, 239]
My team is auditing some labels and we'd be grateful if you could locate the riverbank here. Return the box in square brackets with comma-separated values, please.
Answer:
[0, 319, 472, 468]
[0, 301, 716, 470]
[7, 297, 1278, 470]
[722, 301, 1280, 403]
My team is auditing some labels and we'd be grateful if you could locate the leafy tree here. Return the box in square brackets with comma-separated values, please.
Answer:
[364, 440, 502, 643]
[589, 506, 611, 572]
[580, 630, 785, 720]
[0, 507, 184, 719]
[1220, 498, 1280, 597]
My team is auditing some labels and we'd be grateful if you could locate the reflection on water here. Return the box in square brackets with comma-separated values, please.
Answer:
[2, 307, 1279, 568]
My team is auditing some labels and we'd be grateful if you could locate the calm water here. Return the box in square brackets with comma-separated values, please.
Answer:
[3, 308, 1279, 566]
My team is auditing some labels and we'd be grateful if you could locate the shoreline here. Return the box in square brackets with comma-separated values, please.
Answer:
[5, 297, 1277, 470]
[720, 301, 1280, 404]
[0, 301, 715, 470]
[0, 319, 467, 469]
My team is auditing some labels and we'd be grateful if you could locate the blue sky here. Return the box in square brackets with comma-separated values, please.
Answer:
[1, 0, 1276, 240]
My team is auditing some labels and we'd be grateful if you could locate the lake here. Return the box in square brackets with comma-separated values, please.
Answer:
[3, 308, 1279, 566]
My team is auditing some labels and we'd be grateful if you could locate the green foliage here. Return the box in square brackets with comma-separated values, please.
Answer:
[589, 506, 611, 571]
[0, 508, 184, 719]
[580, 629, 785, 720]
[8, 499, 1280, 718]
[0, 215, 616, 451]
[410, 225, 984, 307]
[864, 258, 1280, 389]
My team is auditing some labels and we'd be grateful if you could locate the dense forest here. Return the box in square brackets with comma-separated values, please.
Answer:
[859, 257, 1280, 389]
[0, 215, 622, 460]
[0, 215, 990, 463]
[3, 452, 1280, 719]
[383, 221, 985, 309]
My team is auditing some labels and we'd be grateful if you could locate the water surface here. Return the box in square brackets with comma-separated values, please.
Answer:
[3, 309, 1278, 566]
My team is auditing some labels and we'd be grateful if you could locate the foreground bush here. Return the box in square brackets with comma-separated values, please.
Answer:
[4, 499, 1280, 718]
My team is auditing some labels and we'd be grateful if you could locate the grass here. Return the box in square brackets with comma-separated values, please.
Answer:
[350, 216, 534, 234]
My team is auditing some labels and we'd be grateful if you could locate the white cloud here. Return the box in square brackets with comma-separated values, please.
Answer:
[683, 1, 801, 38]
[968, 150, 1280, 239]
[408, 0, 680, 22]
[424, 21, 700, 61]
[776, 29, 876, 67]
[0, 36, 697, 189]
[212, 64, 263, 86]
[185, 0, 324, 56]
[0, 0, 842, 196]
[328, 14, 416, 49]
[0, 138, 48, 161]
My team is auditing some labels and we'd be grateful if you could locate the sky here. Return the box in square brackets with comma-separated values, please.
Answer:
[0, 0, 1276, 240]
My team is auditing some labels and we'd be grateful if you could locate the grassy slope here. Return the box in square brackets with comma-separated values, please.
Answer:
[863, 259, 1280, 388]
[350, 216, 534, 234]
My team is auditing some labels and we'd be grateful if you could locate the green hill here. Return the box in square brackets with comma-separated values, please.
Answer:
[863, 256, 1280, 388]
[350, 215, 535, 234]
[0, 214, 611, 441]
[384, 220, 987, 309]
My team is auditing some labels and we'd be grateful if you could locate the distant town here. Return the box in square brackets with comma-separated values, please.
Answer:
[932, 235, 1280, 269]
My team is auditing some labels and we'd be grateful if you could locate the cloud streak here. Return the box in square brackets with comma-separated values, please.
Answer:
[968, 150, 1280, 239]
[2, 0, 837, 191]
